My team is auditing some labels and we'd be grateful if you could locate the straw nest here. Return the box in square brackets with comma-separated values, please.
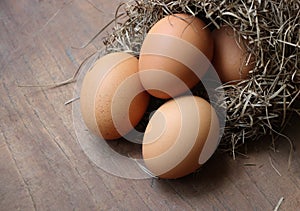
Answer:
[95, 0, 300, 153]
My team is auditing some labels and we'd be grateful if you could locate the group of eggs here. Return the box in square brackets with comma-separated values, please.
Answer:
[80, 14, 253, 179]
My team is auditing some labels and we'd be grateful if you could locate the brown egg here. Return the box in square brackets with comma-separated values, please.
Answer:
[80, 52, 150, 140]
[139, 13, 214, 99]
[142, 96, 220, 179]
[212, 25, 254, 83]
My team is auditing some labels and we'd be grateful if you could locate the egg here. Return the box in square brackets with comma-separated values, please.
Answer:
[80, 52, 150, 140]
[139, 14, 214, 99]
[212, 25, 254, 82]
[142, 96, 220, 179]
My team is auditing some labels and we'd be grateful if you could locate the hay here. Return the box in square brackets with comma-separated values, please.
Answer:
[100, 0, 300, 151]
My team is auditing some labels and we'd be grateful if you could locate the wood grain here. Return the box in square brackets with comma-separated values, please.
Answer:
[0, 0, 299, 210]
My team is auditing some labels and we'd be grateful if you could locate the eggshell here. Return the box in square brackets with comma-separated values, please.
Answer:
[142, 96, 220, 179]
[212, 25, 254, 82]
[80, 52, 150, 140]
[139, 14, 214, 99]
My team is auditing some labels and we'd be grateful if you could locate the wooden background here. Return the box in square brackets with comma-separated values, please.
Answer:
[1, 0, 300, 210]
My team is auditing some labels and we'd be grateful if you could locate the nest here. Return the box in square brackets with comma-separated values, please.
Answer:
[96, 0, 300, 153]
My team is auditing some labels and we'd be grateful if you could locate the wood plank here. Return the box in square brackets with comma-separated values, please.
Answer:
[1, 0, 300, 210]
[0, 133, 35, 211]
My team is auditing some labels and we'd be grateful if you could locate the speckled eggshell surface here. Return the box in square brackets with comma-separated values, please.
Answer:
[80, 52, 150, 140]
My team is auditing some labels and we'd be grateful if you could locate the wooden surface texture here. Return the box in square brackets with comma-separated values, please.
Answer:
[1, 0, 300, 210]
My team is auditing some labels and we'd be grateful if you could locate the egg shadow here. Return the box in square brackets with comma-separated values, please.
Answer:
[106, 95, 167, 159]
[150, 151, 232, 197]
[106, 137, 143, 159]
[150, 134, 288, 197]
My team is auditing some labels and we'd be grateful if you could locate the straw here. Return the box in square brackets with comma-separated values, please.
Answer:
[99, 0, 299, 152]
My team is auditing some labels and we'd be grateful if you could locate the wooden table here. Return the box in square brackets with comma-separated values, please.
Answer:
[1, 0, 300, 210]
